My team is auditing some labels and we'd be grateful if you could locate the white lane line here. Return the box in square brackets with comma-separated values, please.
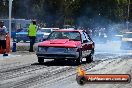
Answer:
[0, 54, 21, 60]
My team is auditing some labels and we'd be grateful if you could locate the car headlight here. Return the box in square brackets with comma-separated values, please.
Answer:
[66, 48, 77, 53]
[38, 47, 46, 52]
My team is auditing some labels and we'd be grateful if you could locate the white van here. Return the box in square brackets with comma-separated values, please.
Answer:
[40, 28, 59, 39]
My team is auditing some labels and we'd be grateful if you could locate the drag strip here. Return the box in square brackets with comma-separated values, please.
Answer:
[0, 52, 125, 88]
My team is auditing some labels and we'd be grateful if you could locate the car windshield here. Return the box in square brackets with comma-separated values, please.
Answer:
[40, 29, 52, 33]
[47, 31, 81, 41]
[123, 34, 132, 38]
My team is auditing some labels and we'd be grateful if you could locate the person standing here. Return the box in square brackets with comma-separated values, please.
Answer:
[0, 21, 8, 56]
[28, 20, 37, 52]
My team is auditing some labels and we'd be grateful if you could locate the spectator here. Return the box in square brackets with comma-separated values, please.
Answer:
[0, 21, 8, 56]
[28, 20, 37, 52]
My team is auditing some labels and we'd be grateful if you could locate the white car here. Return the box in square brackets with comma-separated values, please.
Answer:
[40, 28, 59, 39]
[121, 32, 132, 49]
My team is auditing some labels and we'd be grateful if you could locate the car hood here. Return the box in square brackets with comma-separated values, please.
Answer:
[38, 39, 81, 48]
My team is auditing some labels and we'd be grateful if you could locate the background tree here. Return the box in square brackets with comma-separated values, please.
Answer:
[0, 0, 131, 28]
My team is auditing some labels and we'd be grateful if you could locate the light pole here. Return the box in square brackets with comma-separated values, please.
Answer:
[127, 0, 130, 31]
[9, 0, 13, 38]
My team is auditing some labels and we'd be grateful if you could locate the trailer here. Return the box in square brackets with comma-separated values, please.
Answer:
[0, 19, 31, 38]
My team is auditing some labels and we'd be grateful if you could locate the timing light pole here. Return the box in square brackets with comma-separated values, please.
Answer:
[9, 0, 13, 38]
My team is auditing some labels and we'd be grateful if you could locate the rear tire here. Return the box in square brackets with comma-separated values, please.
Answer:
[38, 57, 44, 64]
[86, 54, 93, 63]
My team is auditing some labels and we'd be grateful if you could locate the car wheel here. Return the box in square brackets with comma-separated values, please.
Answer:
[38, 57, 44, 64]
[76, 51, 82, 65]
[86, 54, 93, 63]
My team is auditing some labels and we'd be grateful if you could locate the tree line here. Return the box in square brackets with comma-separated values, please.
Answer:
[0, 0, 131, 28]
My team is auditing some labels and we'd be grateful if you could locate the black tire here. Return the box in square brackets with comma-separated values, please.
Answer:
[76, 51, 83, 65]
[38, 57, 44, 64]
[86, 54, 93, 63]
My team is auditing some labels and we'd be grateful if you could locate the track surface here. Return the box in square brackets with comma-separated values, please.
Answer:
[0, 42, 132, 88]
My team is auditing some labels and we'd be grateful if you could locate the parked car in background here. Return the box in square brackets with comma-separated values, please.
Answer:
[40, 28, 59, 39]
[16, 28, 44, 43]
[63, 25, 75, 30]
[36, 29, 94, 65]
[93, 32, 108, 43]
[121, 32, 132, 49]
[112, 34, 123, 41]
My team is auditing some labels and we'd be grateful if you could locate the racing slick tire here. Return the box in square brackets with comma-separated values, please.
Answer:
[76, 51, 83, 65]
[86, 54, 93, 63]
[38, 57, 44, 64]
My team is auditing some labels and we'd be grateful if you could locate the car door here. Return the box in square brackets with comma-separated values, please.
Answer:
[81, 31, 92, 57]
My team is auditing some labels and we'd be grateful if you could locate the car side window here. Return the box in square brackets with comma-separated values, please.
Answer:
[82, 32, 87, 43]
[83, 32, 91, 42]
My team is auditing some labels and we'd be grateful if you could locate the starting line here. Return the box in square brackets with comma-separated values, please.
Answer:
[0, 54, 21, 60]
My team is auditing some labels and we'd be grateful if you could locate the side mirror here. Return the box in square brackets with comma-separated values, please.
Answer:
[83, 40, 88, 43]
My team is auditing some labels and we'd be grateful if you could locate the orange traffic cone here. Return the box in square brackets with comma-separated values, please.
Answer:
[77, 66, 86, 76]
[6, 33, 10, 53]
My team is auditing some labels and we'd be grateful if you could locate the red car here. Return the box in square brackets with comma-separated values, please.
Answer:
[36, 29, 94, 64]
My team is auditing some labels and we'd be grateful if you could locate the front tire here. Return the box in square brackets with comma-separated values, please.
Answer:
[38, 57, 44, 64]
[76, 51, 83, 65]
[86, 54, 93, 63]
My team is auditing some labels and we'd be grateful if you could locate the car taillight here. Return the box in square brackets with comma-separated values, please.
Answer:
[88, 44, 93, 49]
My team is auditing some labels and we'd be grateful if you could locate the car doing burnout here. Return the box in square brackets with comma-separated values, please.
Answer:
[36, 29, 94, 64]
